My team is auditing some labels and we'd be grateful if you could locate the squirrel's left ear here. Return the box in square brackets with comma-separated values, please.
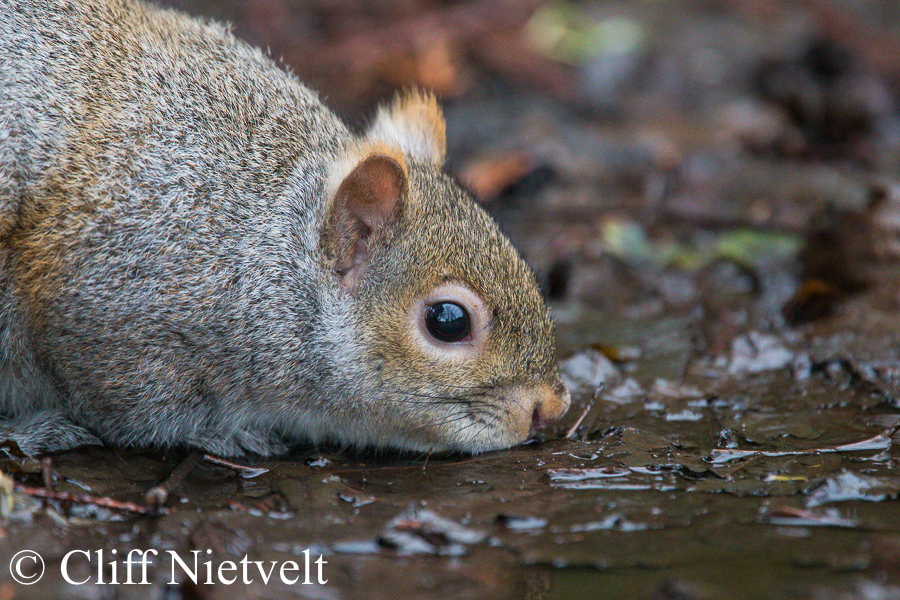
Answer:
[323, 149, 408, 291]
[366, 90, 446, 166]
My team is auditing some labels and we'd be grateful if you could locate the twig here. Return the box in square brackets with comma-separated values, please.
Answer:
[202, 454, 269, 478]
[565, 384, 603, 439]
[145, 451, 202, 507]
[14, 484, 163, 515]
[41, 457, 53, 492]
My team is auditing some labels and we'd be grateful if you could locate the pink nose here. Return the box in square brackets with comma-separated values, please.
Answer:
[529, 382, 570, 435]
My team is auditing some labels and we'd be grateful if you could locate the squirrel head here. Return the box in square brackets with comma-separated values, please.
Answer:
[319, 91, 570, 453]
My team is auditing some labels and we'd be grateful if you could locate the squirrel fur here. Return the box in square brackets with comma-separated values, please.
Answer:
[0, 0, 570, 456]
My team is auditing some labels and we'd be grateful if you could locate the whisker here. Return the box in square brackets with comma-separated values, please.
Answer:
[378, 384, 491, 401]
[403, 412, 481, 433]
[371, 387, 494, 409]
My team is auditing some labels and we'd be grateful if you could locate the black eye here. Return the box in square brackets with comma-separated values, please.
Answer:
[424, 302, 471, 343]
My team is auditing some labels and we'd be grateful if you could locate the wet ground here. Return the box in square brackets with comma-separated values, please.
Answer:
[5, 1, 900, 599]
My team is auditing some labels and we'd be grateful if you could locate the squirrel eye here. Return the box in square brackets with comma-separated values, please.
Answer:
[424, 302, 471, 343]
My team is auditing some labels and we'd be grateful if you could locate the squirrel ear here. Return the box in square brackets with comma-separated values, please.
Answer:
[323, 153, 407, 291]
[366, 90, 446, 166]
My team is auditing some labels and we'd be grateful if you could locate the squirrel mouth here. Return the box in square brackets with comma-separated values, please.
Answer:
[530, 406, 547, 433]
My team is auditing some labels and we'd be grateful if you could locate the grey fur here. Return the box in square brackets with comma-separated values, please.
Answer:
[0, 0, 569, 456]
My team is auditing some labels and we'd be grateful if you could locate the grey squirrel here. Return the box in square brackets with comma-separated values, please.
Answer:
[0, 0, 570, 457]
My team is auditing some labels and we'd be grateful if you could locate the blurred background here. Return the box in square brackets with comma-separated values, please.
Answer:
[159, 0, 900, 355]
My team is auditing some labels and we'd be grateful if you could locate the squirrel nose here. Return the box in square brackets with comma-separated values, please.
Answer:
[529, 381, 571, 434]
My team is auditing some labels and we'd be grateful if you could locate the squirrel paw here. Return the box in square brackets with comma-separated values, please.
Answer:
[0, 410, 103, 456]
[187, 428, 289, 458]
